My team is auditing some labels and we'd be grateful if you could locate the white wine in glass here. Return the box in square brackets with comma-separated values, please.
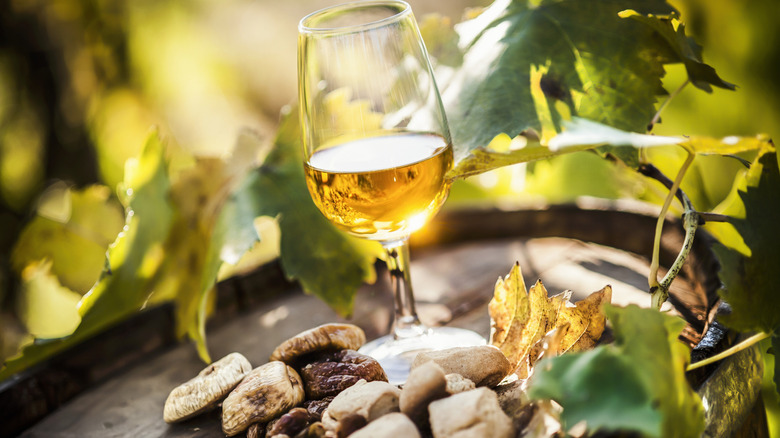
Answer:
[298, 0, 485, 383]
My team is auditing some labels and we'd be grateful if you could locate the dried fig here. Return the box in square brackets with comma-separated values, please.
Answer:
[300, 349, 387, 399]
[303, 396, 334, 420]
[221, 361, 305, 436]
[163, 352, 252, 423]
[270, 323, 366, 365]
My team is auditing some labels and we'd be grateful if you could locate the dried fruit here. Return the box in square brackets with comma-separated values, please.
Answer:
[221, 361, 305, 436]
[270, 323, 366, 365]
[303, 396, 335, 420]
[163, 352, 252, 423]
[266, 407, 315, 437]
[300, 349, 387, 399]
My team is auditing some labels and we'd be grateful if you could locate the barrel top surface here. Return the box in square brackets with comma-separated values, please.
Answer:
[19, 233, 680, 437]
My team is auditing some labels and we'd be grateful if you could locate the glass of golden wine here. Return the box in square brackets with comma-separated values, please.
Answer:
[298, 0, 485, 383]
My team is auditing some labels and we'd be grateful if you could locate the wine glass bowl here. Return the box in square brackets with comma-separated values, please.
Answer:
[303, 132, 453, 242]
[298, 0, 485, 383]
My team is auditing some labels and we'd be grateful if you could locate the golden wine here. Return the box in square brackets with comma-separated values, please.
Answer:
[304, 133, 453, 241]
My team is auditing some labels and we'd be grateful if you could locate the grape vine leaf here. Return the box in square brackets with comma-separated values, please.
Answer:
[439, 0, 733, 176]
[244, 107, 383, 317]
[15, 261, 81, 339]
[489, 262, 611, 378]
[76, 131, 175, 331]
[151, 129, 269, 362]
[1, 129, 272, 373]
[548, 117, 772, 155]
[11, 184, 124, 294]
[528, 305, 705, 438]
[618, 10, 735, 92]
[0, 132, 174, 379]
[712, 146, 780, 336]
[447, 132, 593, 179]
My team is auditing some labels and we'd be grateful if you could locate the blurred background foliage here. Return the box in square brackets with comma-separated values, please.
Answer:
[0, 0, 777, 433]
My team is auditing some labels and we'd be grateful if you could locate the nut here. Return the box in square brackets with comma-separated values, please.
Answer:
[270, 323, 366, 365]
[428, 387, 513, 438]
[399, 361, 448, 429]
[332, 413, 367, 438]
[322, 380, 401, 429]
[221, 361, 305, 436]
[163, 352, 252, 423]
[349, 413, 421, 438]
[412, 345, 511, 387]
[444, 373, 475, 394]
[300, 349, 387, 399]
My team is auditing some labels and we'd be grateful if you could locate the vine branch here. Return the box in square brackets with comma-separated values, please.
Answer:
[687, 332, 771, 371]
[637, 163, 688, 206]
[647, 150, 695, 309]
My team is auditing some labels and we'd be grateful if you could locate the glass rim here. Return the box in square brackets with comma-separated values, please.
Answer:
[299, 0, 411, 35]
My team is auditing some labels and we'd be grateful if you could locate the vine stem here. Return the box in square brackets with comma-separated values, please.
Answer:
[699, 212, 731, 223]
[687, 332, 771, 371]
[658, 209, 698, 299]
[648, 150, 695, 309]
[649, 79, 690, 130]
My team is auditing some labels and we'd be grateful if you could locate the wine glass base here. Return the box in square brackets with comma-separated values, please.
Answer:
[359, 327, 486, 385]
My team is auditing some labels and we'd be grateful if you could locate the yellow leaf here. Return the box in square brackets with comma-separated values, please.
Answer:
[558, 285, 612, 353]
[489, 263, 612, 377]
[489, 262, 529, 346]
[17, 260, 81, 339]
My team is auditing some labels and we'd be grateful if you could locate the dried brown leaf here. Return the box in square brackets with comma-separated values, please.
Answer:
[489, 263, 611, 378]
[488, 262, 528, 346]
[563, 285, 612, 353]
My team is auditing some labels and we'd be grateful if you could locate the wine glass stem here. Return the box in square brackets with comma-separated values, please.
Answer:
[382, 239, 428, 340]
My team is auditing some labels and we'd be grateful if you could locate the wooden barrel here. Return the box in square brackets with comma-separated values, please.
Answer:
[1, 202, 767, 437]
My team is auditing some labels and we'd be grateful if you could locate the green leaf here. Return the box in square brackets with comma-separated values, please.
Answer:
[713, 146, 780, 334]
[1, 132, 174, 379]
[448, 132, 593, 180]
[530, 346, 661, 435]
[549, 117, 683, 150]
[549, 117, 771, 155]
[15, 261, 81, 339]
[11, 184, 125, 294]
[2, 128, 271, 373]
[528, 305, 705, 437]
[685, 134, 773, 155]
[442, 0, 682, 159]
[246, 108, 382, 317]
[152, 130, 268, 362]
[618, 10, 735, 92]
[76, 131, 174, 327]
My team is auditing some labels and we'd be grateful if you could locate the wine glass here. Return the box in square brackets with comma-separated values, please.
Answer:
[298, 0, 485, 383]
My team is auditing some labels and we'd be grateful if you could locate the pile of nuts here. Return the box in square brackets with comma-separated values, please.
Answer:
[163, 323, 527, 437]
